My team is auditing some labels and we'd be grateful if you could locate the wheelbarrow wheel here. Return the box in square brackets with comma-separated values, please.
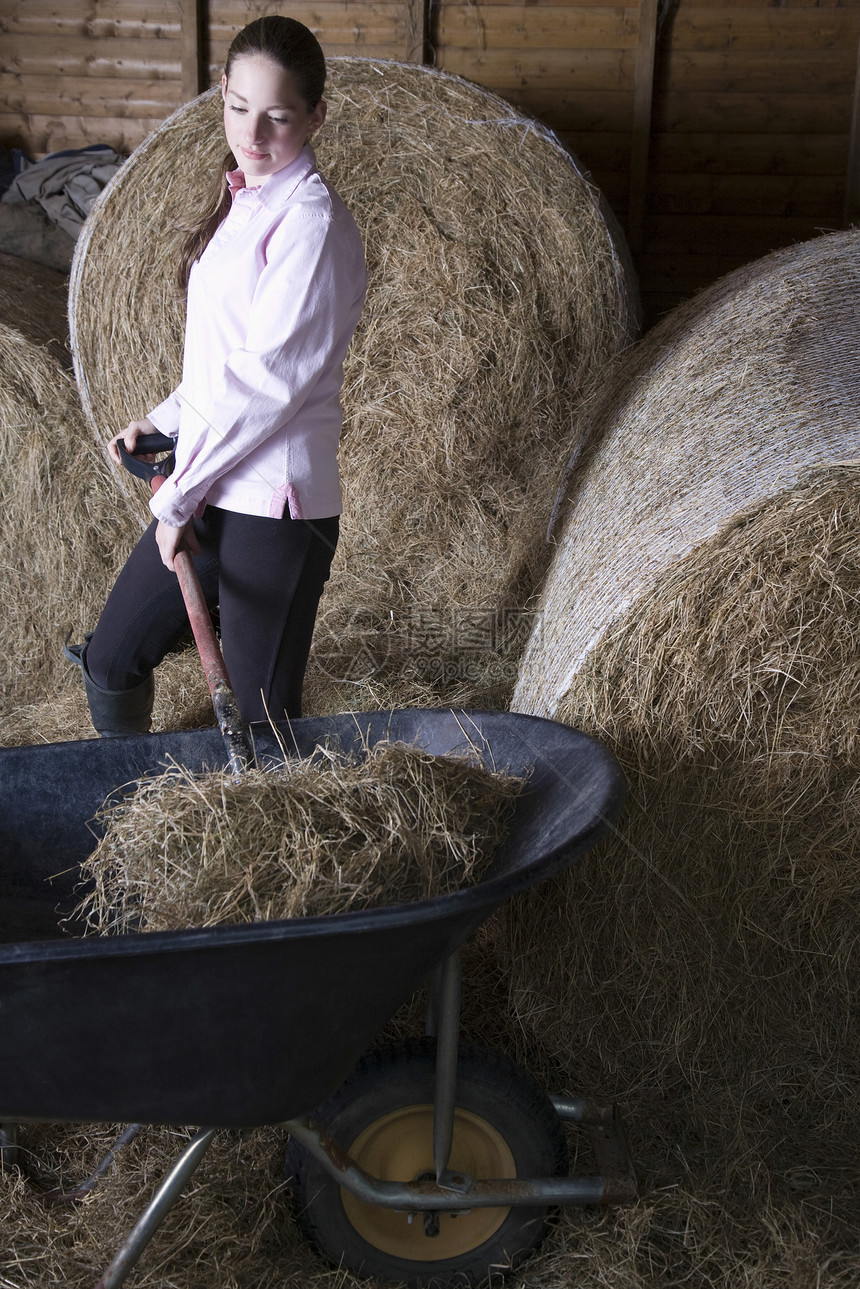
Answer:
[285, 1036, 568, 1288]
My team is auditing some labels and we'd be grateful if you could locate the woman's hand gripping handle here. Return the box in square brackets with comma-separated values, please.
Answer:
[115, 430, 200, 571]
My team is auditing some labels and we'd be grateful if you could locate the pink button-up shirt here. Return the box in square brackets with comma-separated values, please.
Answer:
[147, 146, 366, 527]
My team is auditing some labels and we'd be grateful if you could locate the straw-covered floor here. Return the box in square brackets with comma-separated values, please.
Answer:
[1, 1125, 294, 1289]
[69, 58, 636, 714]
[504, 234, 860, 1288]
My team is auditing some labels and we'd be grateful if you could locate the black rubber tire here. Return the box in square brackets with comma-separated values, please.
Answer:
[285, 1037, 568, 1288]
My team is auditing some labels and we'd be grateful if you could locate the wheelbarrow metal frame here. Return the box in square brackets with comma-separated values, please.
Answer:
[95, 946, 637, 1289]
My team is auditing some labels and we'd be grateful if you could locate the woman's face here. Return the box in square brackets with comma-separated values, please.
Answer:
[221, 53, 326, 184]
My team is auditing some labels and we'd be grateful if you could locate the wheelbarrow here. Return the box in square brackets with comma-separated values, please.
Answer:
[0, 707, 635, 1288]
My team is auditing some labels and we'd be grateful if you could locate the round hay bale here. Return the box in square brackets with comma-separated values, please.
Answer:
[515, 228, 860, 713]
[0, 253, 94, 715]
[69, 59, 637, 713]
[0, 251, 71, 359]
[0, 254, 73, 487]
[504, 233, 860, 1284]
[0, 252, 211, 743]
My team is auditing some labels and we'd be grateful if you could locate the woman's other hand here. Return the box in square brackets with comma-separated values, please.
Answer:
[155, 519, 201, 572]
[107, 417, 158, 467]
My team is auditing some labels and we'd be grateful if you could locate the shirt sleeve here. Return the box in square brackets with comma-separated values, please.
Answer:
[146, 386, 184, 438]
[149, 207, 359, 528]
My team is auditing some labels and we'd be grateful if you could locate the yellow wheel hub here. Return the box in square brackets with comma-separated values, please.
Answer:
[342, 1103, 515, 1261]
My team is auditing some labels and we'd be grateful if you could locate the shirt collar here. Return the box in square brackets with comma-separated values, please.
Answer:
[226, 145, 317, 210]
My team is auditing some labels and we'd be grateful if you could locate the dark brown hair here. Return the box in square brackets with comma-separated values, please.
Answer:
[177, 16, 326, 288]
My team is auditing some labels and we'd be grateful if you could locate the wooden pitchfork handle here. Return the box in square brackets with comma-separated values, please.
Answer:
[118, 433, 249, 776]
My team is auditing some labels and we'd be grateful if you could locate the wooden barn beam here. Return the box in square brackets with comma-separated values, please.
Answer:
[845, 36, 860, 226]
[628, 0, 659, 255]
[406, 0, 431, 65]
[180, 0, 207, 100]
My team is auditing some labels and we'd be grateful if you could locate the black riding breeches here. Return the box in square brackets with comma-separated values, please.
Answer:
[85, 505, 339, 723]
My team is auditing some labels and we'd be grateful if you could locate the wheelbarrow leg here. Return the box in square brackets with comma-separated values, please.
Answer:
[426, 949, 463, 1187]
[94, 1127, 219, 1289]
[0, 1122, 19, 1169]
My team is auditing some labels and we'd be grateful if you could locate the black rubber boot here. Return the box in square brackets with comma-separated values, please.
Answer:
[63, 633, 154, 738]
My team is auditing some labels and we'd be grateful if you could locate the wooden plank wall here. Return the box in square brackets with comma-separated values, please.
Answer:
[0, 2, 185, 155]
[207, 1, 411, 72]
[647, 0, 860, 319]
[434, 0, 860, 322]
[0, 1, 410, 154]
[1, 1, 859, 326]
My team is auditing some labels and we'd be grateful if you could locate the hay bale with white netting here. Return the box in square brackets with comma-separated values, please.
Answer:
[69, 59, 637, 714]
[505, 232, 860, 1286]
[515, 228, 860, 714]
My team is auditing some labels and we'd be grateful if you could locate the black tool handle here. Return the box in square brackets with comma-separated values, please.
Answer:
[117, 432, 177, 483]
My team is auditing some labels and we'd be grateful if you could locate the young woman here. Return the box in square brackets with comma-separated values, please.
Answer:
[66, 16, 367, 736]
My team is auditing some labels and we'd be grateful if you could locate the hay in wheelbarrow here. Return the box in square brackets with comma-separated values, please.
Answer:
[504, 233, 860, 1287]
[78, 742, 524, 935]
[68, 59, 637, 714]
[0, 710, 609, 1289]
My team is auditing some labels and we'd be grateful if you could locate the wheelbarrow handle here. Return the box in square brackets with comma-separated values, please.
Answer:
[116, 432, 177, 484]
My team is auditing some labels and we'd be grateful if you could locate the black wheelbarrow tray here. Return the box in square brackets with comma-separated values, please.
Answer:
[0, 707, 636, 1288]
